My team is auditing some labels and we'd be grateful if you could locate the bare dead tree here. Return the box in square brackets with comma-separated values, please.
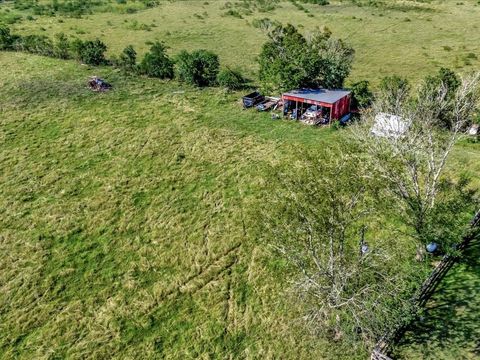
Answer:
[350, 72, 480, 244]
[267, 148, 419, 347]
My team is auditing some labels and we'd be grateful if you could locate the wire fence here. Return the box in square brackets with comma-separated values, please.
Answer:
[370, 210, 480, 360]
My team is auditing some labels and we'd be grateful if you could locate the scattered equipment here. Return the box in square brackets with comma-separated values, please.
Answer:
[256, 97, 280, 112]
[88, 76, 112, 92]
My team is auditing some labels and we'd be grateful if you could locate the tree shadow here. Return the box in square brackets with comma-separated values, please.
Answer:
[393, 241, 480, 358]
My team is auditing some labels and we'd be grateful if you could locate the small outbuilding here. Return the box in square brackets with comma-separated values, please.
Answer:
[282, 88, 351, 124]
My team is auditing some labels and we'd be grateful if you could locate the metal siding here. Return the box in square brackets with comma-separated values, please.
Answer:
[282, 94, 333, 108]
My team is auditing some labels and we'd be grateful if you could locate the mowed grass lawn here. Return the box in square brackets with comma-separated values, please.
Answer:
[5, 0, 480, 84]
[0, 52, 348, 359]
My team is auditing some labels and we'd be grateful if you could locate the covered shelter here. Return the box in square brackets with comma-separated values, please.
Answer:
[282, 88, 351, 124]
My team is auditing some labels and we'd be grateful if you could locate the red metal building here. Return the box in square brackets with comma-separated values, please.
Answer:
[282, 88, 352, 122]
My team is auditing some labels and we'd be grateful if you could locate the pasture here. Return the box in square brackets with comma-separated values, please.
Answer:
[1, 1, 480, 359]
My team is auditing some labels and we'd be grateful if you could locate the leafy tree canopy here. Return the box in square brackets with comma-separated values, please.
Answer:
[258, 24, 354, 93]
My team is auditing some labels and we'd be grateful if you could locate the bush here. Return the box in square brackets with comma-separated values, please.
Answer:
[16, 34, 54, 56]
[118, 45, 137, 73]
[217, 67, 247, 90]
[0, 26, 14, 50]
[74, 39, 108, 65]
[176, 49, 220, 87]
[139, 42, 174, 79]
[350, 80, 373, 109]
[53, 33, 70, 59]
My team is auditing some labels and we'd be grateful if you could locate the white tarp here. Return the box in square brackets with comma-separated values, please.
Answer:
[468, 124, 479, 136]
[371, 113, 410, 139]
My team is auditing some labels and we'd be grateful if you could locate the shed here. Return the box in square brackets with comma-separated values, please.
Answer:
[282, 88, 351, 123]
[371, 113, 410, 139]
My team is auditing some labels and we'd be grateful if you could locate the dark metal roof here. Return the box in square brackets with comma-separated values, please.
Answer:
[283, 88, 351, 104]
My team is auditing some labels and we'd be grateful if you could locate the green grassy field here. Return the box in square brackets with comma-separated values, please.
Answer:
[1, 1, 480, 359]
[0, 52, 351, 359]
[4, 0, 480, 84]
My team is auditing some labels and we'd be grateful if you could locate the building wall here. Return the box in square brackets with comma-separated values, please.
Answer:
[332, 95, 351, 120]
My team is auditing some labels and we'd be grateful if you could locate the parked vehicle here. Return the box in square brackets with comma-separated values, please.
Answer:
[302, 104, 322, 120]
[242, 91, 264, 108]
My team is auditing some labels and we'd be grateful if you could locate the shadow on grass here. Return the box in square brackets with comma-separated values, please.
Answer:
[393, 241, 480, 359]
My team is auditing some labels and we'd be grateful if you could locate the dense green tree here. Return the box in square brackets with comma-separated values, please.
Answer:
[16, 34, 54, 56]
[176, 49, 220, 87]
[350, 80, 373, 109]
[139, 42, 174, 79]
[258, 24, 354, 93]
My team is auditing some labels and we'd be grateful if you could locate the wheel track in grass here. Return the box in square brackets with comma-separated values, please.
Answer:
[154, 242, 242, 304]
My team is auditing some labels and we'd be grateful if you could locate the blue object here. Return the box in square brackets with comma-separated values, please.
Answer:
[361, 244, 369, 255]
[339, 113, 352, 125]
[426, 242, 438, 253]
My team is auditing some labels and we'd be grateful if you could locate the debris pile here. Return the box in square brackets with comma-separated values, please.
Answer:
[88, 76, 112, 92]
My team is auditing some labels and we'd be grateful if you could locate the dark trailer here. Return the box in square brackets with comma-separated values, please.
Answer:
[282, 88, 351, 124]
[242, 91, 265, 108]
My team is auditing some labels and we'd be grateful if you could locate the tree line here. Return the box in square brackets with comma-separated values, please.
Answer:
[0, 25, 248, 90]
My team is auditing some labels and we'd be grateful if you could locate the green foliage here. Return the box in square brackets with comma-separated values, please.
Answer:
[258, 24, 354, 93]
[268, 145, 425, 347]
[0, 25, 14, 50]
[176, 49, 220, 87]
[74, 39, 107, 65]
[118, 45, 137, 73]
[53, 32, 70, 59]
[421, 175, 477, 251]
[217, 67, 247, 90]
[377, 75, 410, 112]
[139, 42, 174, 79]
[350, 80, 373, 109]
[419, 68, 461, 129]
[15, 34, 54, 56]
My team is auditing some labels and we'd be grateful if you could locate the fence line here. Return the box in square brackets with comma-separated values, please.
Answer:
[371, 210, 480, 360]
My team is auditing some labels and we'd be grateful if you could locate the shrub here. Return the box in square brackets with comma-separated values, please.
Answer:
[350, 80, 373, 109]
[16, 34, 54, 56]
[217, 67, 247, 90]
[0, 26, 14, 50]
[74, 39, 108, 65]
[54, 32, 70, 59]
[139, 42, 174, 79]
[117, 45, 137, 73]
[176, 49, 220, 87]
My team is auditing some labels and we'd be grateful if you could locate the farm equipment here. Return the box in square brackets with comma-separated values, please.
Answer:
[256, 97, 280, 112]
[88, 76, 112, 92]
[242, 91, 264, 108]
